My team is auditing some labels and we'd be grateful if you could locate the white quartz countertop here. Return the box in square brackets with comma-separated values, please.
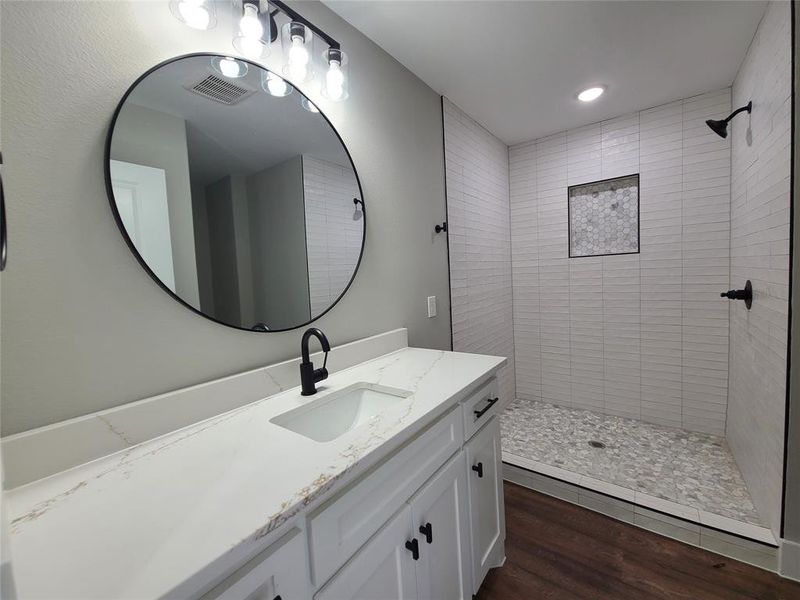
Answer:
[6, 347, 505, 599]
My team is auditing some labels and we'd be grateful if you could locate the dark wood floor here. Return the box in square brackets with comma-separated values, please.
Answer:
[477, 482, 800, 600]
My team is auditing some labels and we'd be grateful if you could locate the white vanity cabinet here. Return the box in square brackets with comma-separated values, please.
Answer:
[311, 377, 505, 599]
[201, 376, 505, 600]
[465, 416, 505, 591]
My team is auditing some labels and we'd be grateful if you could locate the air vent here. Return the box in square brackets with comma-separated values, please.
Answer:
[189, 75, 254, 105]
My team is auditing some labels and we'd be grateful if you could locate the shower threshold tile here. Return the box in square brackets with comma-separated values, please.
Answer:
[501, 398, 769, 540]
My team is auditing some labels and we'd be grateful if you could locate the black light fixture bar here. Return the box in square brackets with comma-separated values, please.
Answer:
[269, 0, 341, 50]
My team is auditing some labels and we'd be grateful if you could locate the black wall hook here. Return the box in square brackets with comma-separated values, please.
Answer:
[435, 222, 447, 234]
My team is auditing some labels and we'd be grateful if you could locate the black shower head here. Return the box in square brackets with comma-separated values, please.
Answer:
[705, 118, 729, 138]
[706, 101, 752, 139]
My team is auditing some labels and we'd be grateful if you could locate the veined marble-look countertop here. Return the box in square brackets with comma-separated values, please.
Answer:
[6, 347, 505, 599]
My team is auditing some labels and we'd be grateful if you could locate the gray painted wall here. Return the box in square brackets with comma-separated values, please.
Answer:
[0, 0, 451, 435]
[248, 156, 310, 330]
[109, 103, 200, 306]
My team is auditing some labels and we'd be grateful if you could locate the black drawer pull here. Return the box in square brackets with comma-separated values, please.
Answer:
[474, 397, 499, 419]
[419, 522, 433, 544]
[472, 462, 484, 478]
[405, 538, 420, 560]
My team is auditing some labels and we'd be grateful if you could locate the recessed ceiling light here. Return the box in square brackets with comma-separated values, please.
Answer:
[578, 86, 605, 102]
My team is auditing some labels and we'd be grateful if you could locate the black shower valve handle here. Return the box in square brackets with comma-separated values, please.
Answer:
[720, 289, 748, 300]
[720, 280, 753, 310]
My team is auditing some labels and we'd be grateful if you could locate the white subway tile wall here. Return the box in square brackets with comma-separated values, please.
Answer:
[443, 99, 516, 404]
[727, 0, 791, 536]
[302, 155, 362, 318]
[509, 89, 733, 434]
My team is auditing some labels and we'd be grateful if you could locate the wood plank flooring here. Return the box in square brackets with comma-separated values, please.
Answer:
[477, 482, 800, 600]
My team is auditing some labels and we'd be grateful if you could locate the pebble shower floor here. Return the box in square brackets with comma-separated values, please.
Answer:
[501, 398, 764, 527]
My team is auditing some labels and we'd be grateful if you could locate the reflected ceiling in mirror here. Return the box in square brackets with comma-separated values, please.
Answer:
[106, 54, 364, 332]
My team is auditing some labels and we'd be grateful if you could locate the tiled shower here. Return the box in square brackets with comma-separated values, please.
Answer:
[444, 0, 790, 544]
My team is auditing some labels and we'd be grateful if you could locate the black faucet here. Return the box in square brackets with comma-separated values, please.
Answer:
[299, 328, 331, 396]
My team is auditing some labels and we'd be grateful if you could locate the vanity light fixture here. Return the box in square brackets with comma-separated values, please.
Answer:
[301, 97, 320, 113]
[262, 71, 293, 97]
[578, 86, 605, 102]
[212, 56, 248, 79]
[169, 0, 215, 30]
[170, 0, 350, 102]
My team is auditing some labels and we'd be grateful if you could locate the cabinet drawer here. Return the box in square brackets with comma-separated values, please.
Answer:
[462, 378, 500, 441]
[200, 528, 310, 600]
[308, 406, 464, 588]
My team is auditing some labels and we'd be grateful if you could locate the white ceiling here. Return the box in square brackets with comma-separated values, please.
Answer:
[323, 0, 768, 145]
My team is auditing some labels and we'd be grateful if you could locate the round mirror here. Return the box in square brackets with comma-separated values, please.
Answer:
[106, 54, 365, 332]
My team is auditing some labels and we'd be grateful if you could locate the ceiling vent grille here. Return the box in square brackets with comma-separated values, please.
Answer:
[189, 75, 254, 105]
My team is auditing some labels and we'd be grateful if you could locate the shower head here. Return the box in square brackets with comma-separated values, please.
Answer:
[705, 118, 730, 138]
[705, 101, 752, 139]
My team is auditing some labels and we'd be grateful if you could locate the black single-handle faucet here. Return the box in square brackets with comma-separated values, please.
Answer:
[299, 327, 331, 396]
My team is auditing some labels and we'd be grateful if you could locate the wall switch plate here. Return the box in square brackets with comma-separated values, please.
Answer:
[427, 296, 437, 318]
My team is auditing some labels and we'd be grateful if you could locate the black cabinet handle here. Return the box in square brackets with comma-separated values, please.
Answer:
[419, 522, 433, 544]
[474, 397, 499, 419]
[472, 462, 484, 478]
[405, 538, 420, 560]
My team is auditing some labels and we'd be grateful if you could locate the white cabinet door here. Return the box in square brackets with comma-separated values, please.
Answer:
[201, 528, 310, 600]
[315, 506, 418, 600]
[465, 417, 506, 593]
[409, 452, 472, 600]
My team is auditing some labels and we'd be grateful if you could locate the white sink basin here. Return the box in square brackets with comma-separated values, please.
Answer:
[271, 383, 413, 442]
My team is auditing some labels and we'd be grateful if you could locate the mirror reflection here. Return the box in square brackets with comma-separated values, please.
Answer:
[108, 54, 364, 331]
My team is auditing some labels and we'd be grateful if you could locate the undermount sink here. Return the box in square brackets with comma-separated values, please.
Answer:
[271, 383, 413, 442]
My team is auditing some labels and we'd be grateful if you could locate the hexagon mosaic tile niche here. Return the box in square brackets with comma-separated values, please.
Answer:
[568, 174, 639, 257]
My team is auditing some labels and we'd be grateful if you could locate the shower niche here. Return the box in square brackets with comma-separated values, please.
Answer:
[568, 174, 639, 258]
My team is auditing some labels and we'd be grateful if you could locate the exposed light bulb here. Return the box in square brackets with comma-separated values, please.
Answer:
[177, 0, 210, 30]
[264, 73, 292, 97]
[289, 63, 307, 82]
[301, 98, 320, 113]
[578, 86, 605, 102]
[287, 35, 310, 80]
[239, 3, 263, 39]
[289, 36, 310, 66]
[239, 35, 264, 58]
[219, 57, 244, 78]
[326, 61, 344, 100]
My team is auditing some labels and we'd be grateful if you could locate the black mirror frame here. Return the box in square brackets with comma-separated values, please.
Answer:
[104, 53, 366, 333]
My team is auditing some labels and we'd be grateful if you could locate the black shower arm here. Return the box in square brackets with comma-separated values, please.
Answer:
[722, 102, 752, 124]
